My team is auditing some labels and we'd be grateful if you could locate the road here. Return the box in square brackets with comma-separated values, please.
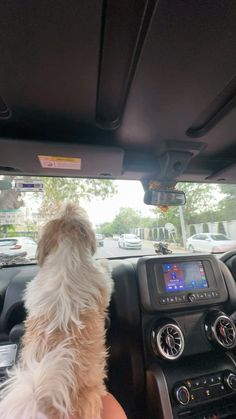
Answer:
[95, 238, 156, 258]
[95, 241, 222, 259]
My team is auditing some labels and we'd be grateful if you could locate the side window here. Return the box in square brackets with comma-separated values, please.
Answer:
[194, 235, 200, 240]
[198, 235, 207, 240]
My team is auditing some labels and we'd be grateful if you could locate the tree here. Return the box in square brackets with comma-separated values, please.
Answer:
[38, 177, 117, 220]
[111, 207, 141, 235]
[99, 210, 158, 236]
[150, 183, 221, 243]
[98, 222, 115, 237]
[178, 183, 220, 224]
[217, 185, 236, 221]
[99, 207, 143, 236]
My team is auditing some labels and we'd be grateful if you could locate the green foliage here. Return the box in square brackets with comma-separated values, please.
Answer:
[0, 224, 17, 237]
[217, 185, 236, 221]
[99, 207, 158, 236]
[111, 207, 141, 234]
[138, 217, 158, 229]
[178, 183, 220, 224]
[6, 224, 17, 234]
[156, 207, 179, 228]
[151, 183, 223, 241]
[98, 222, 114, 237]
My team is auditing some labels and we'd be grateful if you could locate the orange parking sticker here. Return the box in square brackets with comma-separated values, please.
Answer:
[38, 155, 81, 170]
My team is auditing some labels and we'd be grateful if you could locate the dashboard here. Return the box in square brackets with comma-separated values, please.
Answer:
[1, 254, 236, 418]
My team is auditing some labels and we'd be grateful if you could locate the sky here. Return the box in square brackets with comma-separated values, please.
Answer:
[84, 180, 154, 226]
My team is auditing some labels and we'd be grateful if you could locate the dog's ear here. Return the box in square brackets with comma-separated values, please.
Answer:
[36, 219, 60, 266]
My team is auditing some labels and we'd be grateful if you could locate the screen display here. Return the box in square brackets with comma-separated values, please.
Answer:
[163, 261, 208, 293]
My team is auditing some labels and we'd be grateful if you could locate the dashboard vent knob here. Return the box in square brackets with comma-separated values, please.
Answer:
[205, 311, 236, 349]
[152, 322, 184, 361]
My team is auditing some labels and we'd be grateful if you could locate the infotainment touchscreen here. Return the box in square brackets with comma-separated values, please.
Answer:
[163, 261, 208, 292]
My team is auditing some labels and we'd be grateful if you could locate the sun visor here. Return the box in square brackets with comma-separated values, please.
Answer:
[0, 139, 124, 178]
[206, 163, 236, 183]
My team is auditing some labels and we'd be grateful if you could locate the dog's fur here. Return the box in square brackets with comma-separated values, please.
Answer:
[0, 203, 113, 419]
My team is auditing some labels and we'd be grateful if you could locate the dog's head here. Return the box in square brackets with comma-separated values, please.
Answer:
[37, 203, 96, 266]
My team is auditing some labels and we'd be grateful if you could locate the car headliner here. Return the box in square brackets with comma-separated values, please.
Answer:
[0, 1, 236, 183]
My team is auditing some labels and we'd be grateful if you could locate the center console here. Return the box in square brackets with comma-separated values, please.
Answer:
[137, 254, 236, 419]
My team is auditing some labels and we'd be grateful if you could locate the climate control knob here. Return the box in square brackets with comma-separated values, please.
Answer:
[224, 372, 236, 391]
[175, 385, 190, 405]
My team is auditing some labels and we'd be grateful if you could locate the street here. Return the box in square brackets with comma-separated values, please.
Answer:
[95, 238, 156, 258]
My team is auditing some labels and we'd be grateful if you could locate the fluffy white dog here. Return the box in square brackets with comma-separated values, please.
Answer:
[0, 203, 113, 419]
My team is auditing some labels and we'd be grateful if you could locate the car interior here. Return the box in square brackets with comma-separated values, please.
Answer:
[2, 1, 236, 418]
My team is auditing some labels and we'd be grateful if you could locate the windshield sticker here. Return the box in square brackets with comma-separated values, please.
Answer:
[14, 179, 44, 192]
[38, 155, 81, 170]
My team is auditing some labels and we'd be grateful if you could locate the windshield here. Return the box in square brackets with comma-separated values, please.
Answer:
[0, 176, 236, 265]
[209, 234, 229, 241]
[0, 239, 17, 246]
[124, 234, 138, 239]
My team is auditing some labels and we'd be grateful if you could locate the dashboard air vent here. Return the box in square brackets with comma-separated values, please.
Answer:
[205, 311, 236, 350]
[215, 316, 236, 349]
[152, 323, 184, 361]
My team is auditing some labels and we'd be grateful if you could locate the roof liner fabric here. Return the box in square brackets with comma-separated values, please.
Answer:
[1, 1, 236, 181]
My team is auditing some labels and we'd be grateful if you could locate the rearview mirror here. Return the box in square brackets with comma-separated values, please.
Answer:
[144, 189, 186, 206]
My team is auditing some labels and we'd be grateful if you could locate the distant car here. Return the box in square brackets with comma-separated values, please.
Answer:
[118, 234, 142, 249]
[0, 237, 37, 259]
[96, 233, 104, 247]
[112, 234, 120, 241]
[187, 233, 236, 253]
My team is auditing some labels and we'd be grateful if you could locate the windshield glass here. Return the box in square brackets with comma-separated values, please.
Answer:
[0, 239, 17, 246]
[0, 176, 236, 264]
[209, 234, 229, 241]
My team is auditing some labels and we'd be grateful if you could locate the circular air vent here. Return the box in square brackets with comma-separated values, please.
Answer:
[152, 323, 185, 361]
[205, 311, 236, 349]
[214, 316, 236, 348]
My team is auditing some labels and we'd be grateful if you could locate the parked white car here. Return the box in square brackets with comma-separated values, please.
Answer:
[0, 237, 37, 260]
[118, 234, 142, 249]
[187, 233, 236, 253]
